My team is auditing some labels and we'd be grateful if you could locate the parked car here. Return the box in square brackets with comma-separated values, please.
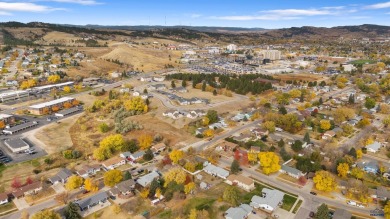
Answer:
[310, 192, 317, 195]
[309, 212, 315, 217]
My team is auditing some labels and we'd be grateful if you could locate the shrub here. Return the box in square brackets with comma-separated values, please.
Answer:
[98, 123, 110, 133]
[72, 150, 81, 159]
[63, 150, 73, 159]
[44, 158, 54, 165]
[33, 169, 41, 174]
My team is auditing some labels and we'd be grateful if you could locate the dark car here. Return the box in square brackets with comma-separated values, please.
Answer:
[310, 192, 317, 195]
[309, 212, 315, 217]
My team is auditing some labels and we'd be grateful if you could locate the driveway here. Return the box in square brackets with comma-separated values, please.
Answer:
[13, 198, 29, 210]
[52, 183, 66, 194]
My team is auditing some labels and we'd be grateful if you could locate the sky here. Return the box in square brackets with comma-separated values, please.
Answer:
[1, 0, 390, 28]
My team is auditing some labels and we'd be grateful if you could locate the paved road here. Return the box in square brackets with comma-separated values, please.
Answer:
[218, 157, 378, 219]
[182, 120, 262, 152]
[1, 198, 57, 219]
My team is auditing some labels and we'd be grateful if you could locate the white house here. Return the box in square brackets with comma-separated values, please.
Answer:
[280, 165, 305, 179]
[366, 141, 381, 153]
[0, 193, 8, 205]
[250, 188, 284, 212]
[76, 164, 101, 178]
[225, 174, 255, 191]
[226, 44, 237, 52]
[101, 157, 126, 170]
[153, 76, 165, 82]
[140, 77, 153, 82]
[203, 163, 229, 179]
[225, 204, 252, 219]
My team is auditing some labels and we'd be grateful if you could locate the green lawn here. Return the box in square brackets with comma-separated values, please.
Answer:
[183, 198, 216, 214]
[292, 199, 303, 214]
[281, 195, 298, 211]
[350, 59, 376, 65]
[158, 210, 173, 219]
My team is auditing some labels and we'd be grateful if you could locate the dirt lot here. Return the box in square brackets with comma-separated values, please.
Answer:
[32, 114, 83, 154]
[274, 73, 327, 82]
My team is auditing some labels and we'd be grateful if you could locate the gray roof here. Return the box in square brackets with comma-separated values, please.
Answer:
[377, 186, 390, 199]
[137, 171, 160, 187]
[366, 142, 381, 151]
[225, 204, 252, 219]
[203, 163, 229, 178]
[131, 151, 145, 158]
[281, 165, 303, 176]
[115, 179, 135, 193]
[250, 188, 284, 210]
[121, 152, 132, 157]
[333, 209, 352, 219]
[4, 121, 38, 133]
[4, 138, 29, 149]
[49, 168, 72, 183]
[55, 107, 82, 116]
[77, 191, 108, 209]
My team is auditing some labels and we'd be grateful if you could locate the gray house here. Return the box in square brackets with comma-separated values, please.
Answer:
[279, 165, 304, 179]
[76, 191, 109, 211]
[137, 171, 160, 187]
[109, 179, 136, 197]
[49, 168, 73, 184]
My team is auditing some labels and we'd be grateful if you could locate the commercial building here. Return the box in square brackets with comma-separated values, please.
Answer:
[2, 121, 39, 135]
[32, 81, 74, 92]
[54, 107, 83, 117]
[4, 138, 30, 153]
[29, 97, 75, 115]
[0, 114, 15, 125]
[0, 90, 29, 102]
[260, 50, 281, 60]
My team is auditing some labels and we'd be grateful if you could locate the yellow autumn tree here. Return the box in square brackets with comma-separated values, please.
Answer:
[138, 134, 153, 149]
[20, 79, 37, 89]
[356, 149, 363, 159]
[63, 86, 71, 93]
[384, 201, 390, 219]
[63, 102, 72, 109]
[164, 167, 187, 187]
[184, 162, 196, 172]
[140, 189, 149, 199]
[258, 152, 281, 175]
[313, 170, 337, 192]
[124, 97, 146, 112]
[320, 120, 331, 131]
[189, 209, 197, 219]
[155, 188, 162, 199]
[184, 182, 195, 194]
[169, 149, 184, 164]
[65, 176, 84, 190]
[262, 121, 275, 133]
[203, 129, 215, 137]
[84, 178, 98, 192]
[364, 137, 374, 146]
[202, 117, 210, 126]
[248, 152, 258, 164]
[350, 167, 364, 180]
[337, 163, 349, 178]
[0, 121, 5, 129]
[103, 169, 123, 187]
[74, 83, 83, 91]
[48, 75, 61, 83]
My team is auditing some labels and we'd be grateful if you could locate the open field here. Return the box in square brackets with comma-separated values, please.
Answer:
[274, 73, 327, 82]
[4, 27, 46, 41]
[100, 44, 182, 72]
[32, 114, 83, 154]
[36, 31, 83, 46]
[84, 203, 131, 219]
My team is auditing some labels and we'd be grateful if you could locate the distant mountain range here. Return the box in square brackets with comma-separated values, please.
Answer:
[1, 22, 390, 42]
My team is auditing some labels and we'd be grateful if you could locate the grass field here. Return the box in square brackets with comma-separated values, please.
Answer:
[350, 59, 376, 65]
[0, 202, 17, 215]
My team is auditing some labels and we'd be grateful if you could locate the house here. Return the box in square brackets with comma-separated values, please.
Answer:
[148, 84, 166, 91]
[322, 130, 336, 139]
[280, 165, 305, 179]
[196, 127, 207, 136]
[137, 171, 160, 187]
[333, 209, 352, 219]
[49, 168, 73, 184]
[76, 191, 109, 211]
[109, 179, 135, 198]
[172, 87, 188, 93]
[376, 186, 390, 201]
[203, 163, 230, 179]
[250, 188, 284, 212]
[225, 174, 255, 191]
[120, 152, 132, 159]
[251, 128, 269, 138]
[233, 134, 252, 142]
[225, 204, 253, 219]
[153, 76, 165, 82]
[366, 141, 381, 153]
[186, 112, 198, 119]
[102, 157, 126, 170]
[217, 140, 238, 152]
[130, 151, 145, 162]
[151, 143, 166, 153]
[76, 164, 101, 178]
[357, 161, 379, 174]
[0, 193, 8, 205]
[140, 77, 152, 82]
[12, 182, 42, 198]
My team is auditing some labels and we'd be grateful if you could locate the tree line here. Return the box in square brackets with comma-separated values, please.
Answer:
[165, 73, 275, 95]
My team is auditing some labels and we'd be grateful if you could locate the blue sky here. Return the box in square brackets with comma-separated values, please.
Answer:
[1, 0, 390, 28]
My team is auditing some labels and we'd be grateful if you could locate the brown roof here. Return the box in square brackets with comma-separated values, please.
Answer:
[0, 193, 8, 200]
[226, 174, 254, 186]
[101, 157, 125, 167]
[12, 181, 42, 198]
[152, 143, 166, 151]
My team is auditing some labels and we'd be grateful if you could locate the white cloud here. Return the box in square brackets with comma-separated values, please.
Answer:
[0, 2, 61, 12]
[212, 15, 301, 21]
[212, 7, 350, 21]
[190, 13, 202, 18]
[365, 1, 390, 9]
[0, 10, 11, 15]
[39, 0, 102, 5]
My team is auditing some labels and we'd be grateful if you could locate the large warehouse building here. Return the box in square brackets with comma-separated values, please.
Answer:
[29, 97, 76, 115]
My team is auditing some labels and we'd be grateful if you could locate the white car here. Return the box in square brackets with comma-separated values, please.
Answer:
[357, 204, 365, 208]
